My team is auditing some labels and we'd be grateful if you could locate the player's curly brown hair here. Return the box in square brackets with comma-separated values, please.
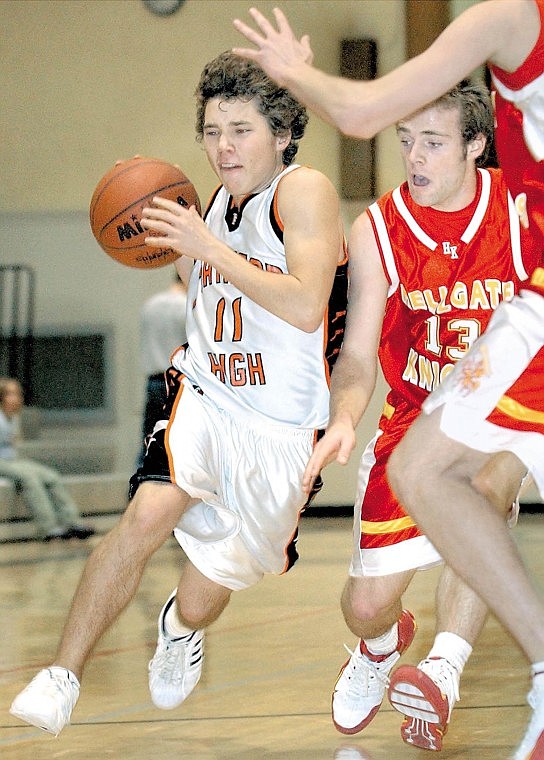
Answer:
[195, 51, 308, 166]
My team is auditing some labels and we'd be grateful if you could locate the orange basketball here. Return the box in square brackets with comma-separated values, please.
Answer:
[89, 156, 201, 269]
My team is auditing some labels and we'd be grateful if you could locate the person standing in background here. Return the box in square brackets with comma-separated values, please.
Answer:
[138, 273, 187, 465]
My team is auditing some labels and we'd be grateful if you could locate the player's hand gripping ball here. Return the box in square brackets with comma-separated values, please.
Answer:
[89, 156, 201, 269]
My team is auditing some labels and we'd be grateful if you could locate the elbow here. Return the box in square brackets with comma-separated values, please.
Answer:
[296, 309, 324, 334]
[335, 111, 376, 140]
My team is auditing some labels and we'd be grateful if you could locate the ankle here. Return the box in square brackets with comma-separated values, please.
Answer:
[164, 604, 196, 639]
[427, 631, 472, 674]
[49, 665, 81, 687]
[363, 622, 399, 659]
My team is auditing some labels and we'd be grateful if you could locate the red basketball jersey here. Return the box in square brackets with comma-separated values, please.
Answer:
[367, 168, 540, 410]
[489, 0, 544, 258]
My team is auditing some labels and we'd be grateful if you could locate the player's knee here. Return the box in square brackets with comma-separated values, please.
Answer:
[342, 579, 391, 623]
[176, 601, 208, 630]
[177, 592, 231, 630]
[123, 483, 186, 543]
[471, 467, 520, 521]
[471, 468, 503, 511]
[348, 594, 389, 623]
[471, 453, 526, 518]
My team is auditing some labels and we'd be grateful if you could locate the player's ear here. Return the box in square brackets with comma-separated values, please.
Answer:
[468, 132, 486, 161]
[276, 130, 291, 150]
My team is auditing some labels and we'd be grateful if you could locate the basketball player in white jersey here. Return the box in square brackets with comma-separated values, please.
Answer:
[10, 51, 348, 736]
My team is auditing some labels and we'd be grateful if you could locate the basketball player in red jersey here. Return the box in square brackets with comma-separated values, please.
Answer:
[311, 81, 538, 751]
[234, 1, 544, 757]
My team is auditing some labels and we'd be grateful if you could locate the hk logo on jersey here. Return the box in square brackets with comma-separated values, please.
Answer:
[442, 242, 458, 259]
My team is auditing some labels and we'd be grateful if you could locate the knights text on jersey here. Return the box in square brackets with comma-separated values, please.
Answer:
[172, 165, 348, 428]
[367, 167, 540, 409]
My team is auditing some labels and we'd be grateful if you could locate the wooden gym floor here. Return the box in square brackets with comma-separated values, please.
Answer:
[1, 513, 543, 760]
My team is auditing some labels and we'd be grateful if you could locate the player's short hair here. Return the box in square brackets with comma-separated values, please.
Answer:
[430, 79, 495, 167]
[195, 51, 309, 166]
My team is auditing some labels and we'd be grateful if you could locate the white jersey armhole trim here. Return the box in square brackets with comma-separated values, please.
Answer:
[367, 201, 400, 296]
[507, 189, 528, 280]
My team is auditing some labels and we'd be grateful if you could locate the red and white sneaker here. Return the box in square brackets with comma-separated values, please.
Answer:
[331, 609, 416, 735]
[388, 657, 459, 751]
[400, 716, 446, 752]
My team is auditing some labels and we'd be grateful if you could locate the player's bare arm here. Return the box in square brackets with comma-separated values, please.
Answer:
[142, 167, 342, 332]
[302, 212, 388, 492]
[173, 255, 194, 287]
[233, 6, 371, 136]
[233, 2, 535, 140]
[277, 166, 344, 330]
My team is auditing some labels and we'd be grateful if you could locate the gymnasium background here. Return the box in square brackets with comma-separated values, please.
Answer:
[4, 0, 513, 509]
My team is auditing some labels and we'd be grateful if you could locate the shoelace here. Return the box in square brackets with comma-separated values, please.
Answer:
[342, 644, 395, 696]
[419, 658, 460, 714]
[151, 639, 186, 685]
[45, 669, 75, 698]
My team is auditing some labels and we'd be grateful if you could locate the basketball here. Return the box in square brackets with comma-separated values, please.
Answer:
[89, 156, 201, 269]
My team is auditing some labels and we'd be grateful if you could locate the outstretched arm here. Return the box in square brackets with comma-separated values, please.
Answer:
[233, 3, 538, 139]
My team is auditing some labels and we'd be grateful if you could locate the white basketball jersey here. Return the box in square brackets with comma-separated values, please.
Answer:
[172, 165, 347, 428]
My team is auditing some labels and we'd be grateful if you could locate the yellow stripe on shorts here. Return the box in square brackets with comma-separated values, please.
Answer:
[361, 515, 416, 535]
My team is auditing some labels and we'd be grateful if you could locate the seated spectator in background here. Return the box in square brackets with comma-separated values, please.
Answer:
[0, 377, 95, 542]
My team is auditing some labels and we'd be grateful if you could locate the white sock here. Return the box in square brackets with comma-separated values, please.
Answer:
[164, 602, 195, 639]
[365, 622, 399, 657]
[428, 631, 472, 674]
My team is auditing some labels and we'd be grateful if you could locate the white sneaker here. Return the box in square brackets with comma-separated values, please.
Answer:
[10, 667, 80, 736]
[512, 679, 544, 760]
[388, 657, 460, 751]
[332, 609, 416, 734]
[148, 589, 204, 710]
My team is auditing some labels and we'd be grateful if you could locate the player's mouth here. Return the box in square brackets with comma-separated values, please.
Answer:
[412, 174, 430, 187]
